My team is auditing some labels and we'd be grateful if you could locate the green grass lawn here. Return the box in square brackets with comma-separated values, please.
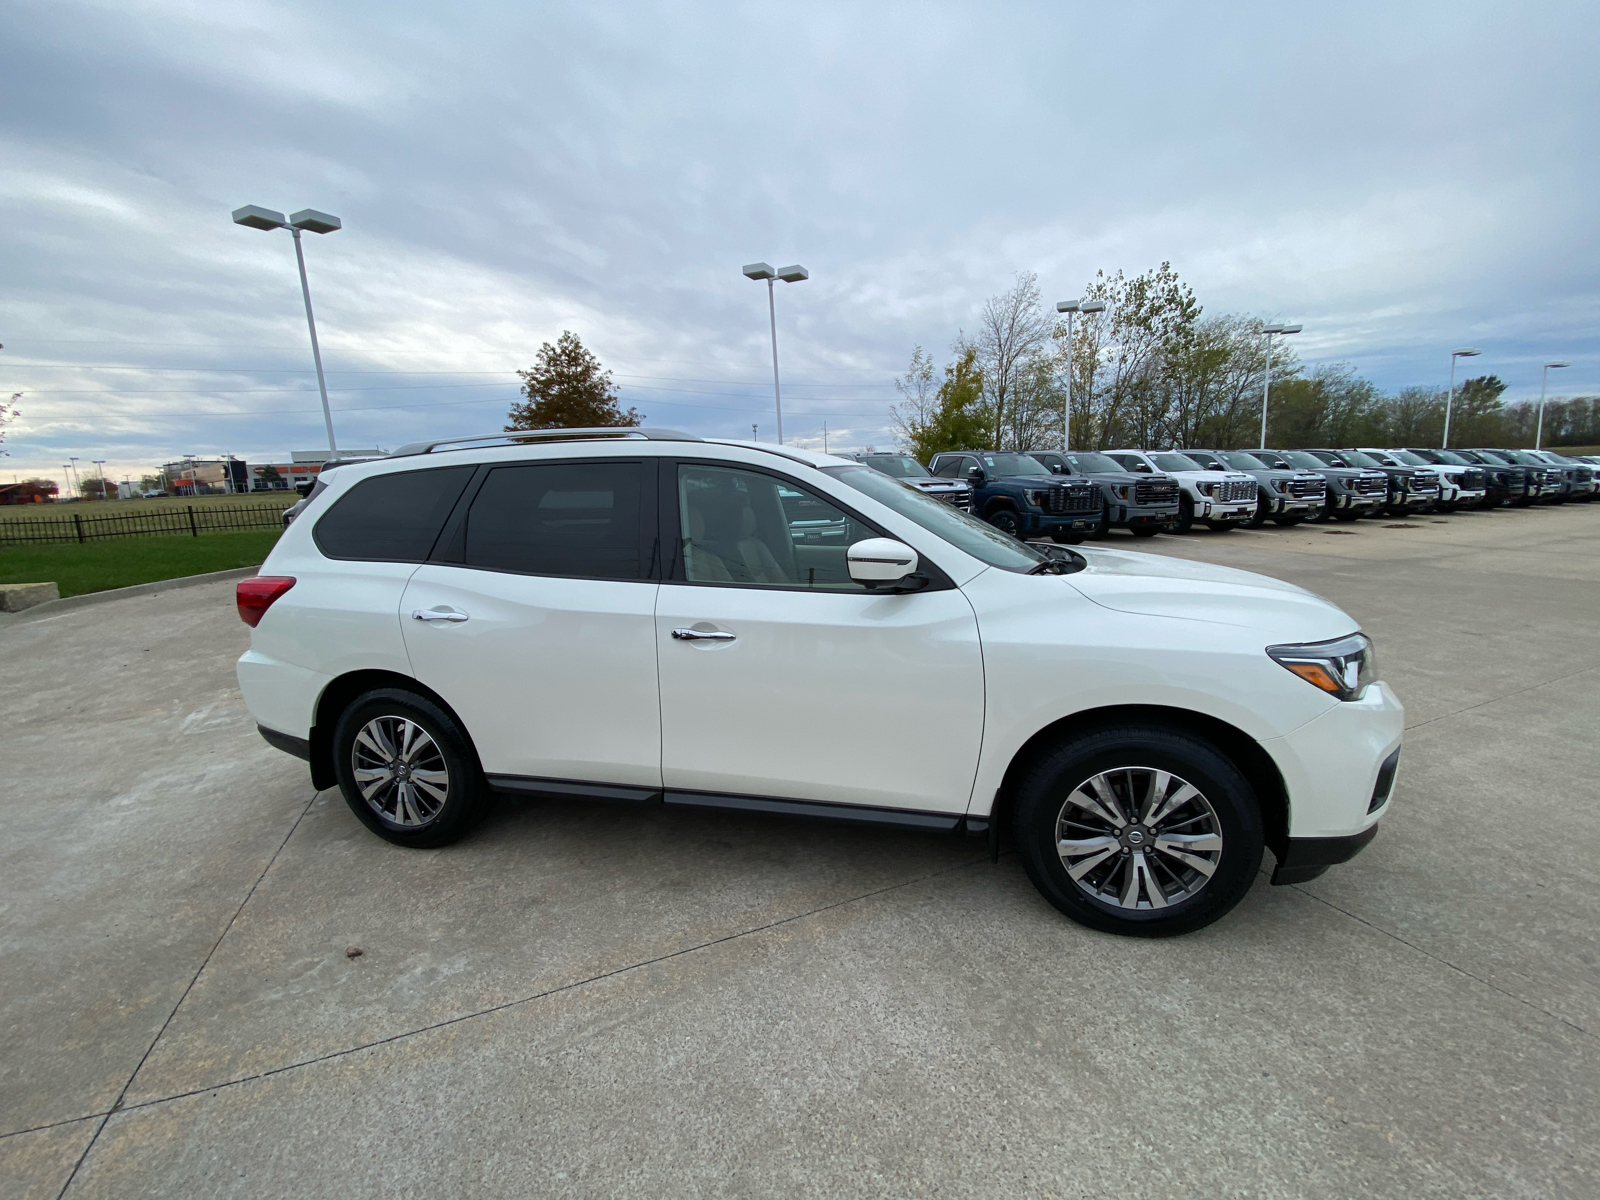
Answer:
[0, 492, 297, 525]
[0, 529, 283, 597]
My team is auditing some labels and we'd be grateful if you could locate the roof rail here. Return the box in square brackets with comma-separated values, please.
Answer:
[389, 427, 703, 458]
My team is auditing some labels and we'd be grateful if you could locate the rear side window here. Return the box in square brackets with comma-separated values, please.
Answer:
[314, 466, 475, 562]
[464, 461, 645, 579]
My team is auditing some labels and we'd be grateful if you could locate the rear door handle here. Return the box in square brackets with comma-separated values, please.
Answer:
[671, 628, 735, 641]
[412, 608, 469, 623]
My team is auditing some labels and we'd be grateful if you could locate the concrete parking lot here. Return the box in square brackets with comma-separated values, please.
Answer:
[3, 502, 1597, 1199]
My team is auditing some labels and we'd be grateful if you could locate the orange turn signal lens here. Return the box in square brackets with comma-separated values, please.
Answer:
[1280, 660, 1344, 694]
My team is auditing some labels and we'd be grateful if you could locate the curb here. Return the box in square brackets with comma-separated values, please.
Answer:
[0, 566, 259, 627]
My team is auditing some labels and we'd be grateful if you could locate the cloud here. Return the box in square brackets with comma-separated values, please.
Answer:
[3, 0, 1598, 481]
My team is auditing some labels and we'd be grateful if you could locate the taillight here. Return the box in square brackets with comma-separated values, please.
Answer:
[237, 576, 296, 627]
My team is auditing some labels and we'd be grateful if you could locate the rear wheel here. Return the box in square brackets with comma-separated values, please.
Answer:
[333, 688, 491, 848]
[1011, 725, 1264, 937]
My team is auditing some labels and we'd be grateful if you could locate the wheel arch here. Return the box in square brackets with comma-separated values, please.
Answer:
[991, 704, 1289, 861]
[309, 669, 478, 791]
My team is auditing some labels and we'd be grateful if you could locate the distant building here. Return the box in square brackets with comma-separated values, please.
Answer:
[161, 457, 249, 496]
[0, 480, 59, 505]
[250, 450, 385, 491]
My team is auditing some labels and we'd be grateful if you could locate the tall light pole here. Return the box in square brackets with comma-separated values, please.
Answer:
[742, 262, 809, 445]
[233, 205, 343, 455]
[93, 460, 107, 500]
[1442, 347, 1481, 448]
[1536, 360, 1570, 450]
[1259, 322, 1303, 449]
[1056, 299, 1106, 451]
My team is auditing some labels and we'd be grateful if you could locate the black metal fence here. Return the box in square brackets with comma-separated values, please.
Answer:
[0, 504, 286, 547]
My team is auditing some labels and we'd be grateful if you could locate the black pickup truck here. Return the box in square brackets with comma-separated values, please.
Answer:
[835, 453, 973, 510]
[1252, 449, 1388, 521]
[927, 451, 1102, 542]
[1022, 449, 1180, 536]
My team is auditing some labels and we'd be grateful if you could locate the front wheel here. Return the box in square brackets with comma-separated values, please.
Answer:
[1172, 496, 1195, 533]
[1272, 514, 1305, 527]
[1011, 725, 1264, 936]
[1333, 508, 1364, 522]
[1129, 525, 1161, 537]
[1205, 520, 1237, 532]
[1050, 529, 1085, 545]
[1245, 498, 1269, 529]
[987, 506, 1023, 539]
[332, 687, 491, 848]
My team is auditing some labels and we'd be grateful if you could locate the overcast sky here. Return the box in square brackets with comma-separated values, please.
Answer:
[4, 0, 1598, 482]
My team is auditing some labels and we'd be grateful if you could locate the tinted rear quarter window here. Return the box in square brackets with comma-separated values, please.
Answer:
[314, 466, 476, 561]
[464, 460, 646, 579]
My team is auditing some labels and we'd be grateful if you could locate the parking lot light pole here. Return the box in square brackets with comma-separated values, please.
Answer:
[1056, 299, 1106, 451]
[742, 262, 808, 445]
[232, 205, 344, 455]
[1536, 360, 1570, 450]
[1443, 347, 1482, 449]
[93, 460, 107, 499]
[1259, 322, 1302, 450]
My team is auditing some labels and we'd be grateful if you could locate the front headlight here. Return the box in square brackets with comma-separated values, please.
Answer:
[1266, 633, 1377, 701]
[1195, 481, 1214, 496]
[1112, 484, 1132, 500]
[1023, 489, 1048, 508]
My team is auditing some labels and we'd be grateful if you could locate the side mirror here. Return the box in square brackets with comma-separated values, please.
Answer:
[966, 466, 985, 482]
[847, 538, 920, 588]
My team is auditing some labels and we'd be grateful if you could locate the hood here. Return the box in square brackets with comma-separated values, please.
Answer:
[1072, 470, 1159, 487]
[905, 477, 965, 490]
[1064, 546, 1356, 639]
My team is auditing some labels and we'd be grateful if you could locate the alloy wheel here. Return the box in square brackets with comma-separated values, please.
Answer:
[1055, 767, 1223, 910]
[351, 715, 451, 827]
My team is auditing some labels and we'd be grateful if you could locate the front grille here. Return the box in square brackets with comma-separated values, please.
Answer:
[946, 488, 972, 512]
[1461, 469, 1486, 490]
[1134, 479, 1180, 504]
[1038, 484, 1100, 514]
[1575, 467, 1594, 484]
[1287, 477, 1325, 500]
[1354, 476, 1387, 495]
[1219, 479, 1257, 503]
[1407, 475, 1439, 494]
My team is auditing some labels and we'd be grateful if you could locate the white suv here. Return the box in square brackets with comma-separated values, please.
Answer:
[237, 428, 1403, 936]
[1105, 450, 1259, 532]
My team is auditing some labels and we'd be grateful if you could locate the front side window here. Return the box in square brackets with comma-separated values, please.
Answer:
[463, 461, 645, 579]
[825, 465, 1047, 573]
[314, 465, 475, 562]
[931, 456, 968, 478]
[678, 465, 875, 590]
[1150, 453, 1202, 472]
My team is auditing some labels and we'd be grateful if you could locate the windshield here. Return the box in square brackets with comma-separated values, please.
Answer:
[825, 466, 1047, 573]
[1150, 452, 1203, 472]
[1221, 451, 1268, 470]
[1282, 451, 1329, 471]
[1428, 449, 1471, 465]
[1388, 450, 1430, 466]
[1473, 449, 1514, 464]
[860, 455, 931, 479]
[1363, 450, 1399, 466]
[977, 453, 1051, 476]
[1339, 450, 1384, 468]
[1060, 452, 1124, 474]
[1504, 450, 1547, 465]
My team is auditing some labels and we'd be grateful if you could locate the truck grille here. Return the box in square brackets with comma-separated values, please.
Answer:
[1575, 467, 1594, 484]
[1219, 479, 1257, 503]
[1134, 480, 1180, 504]
[1461, 469, 1486, 490]
[1039, 484, 1100, 514]
[946, 487, 972, 512]
[1287, 477, 1325, 500]
[1354, 476, 1387, 495]
[1407, 475, 1440, 494]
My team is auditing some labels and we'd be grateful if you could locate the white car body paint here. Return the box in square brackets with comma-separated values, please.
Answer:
[239, 437, 1402, 848]
[1104, 449, 1258, 523]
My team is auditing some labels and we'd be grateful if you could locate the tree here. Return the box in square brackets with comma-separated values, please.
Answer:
[257, 465, 284, 489]
[79, 476, 115, 500]
[889, 345, 938, 449]
[969, 273, 1053, 450]
[0, 392, 20, 456]
[139, 473, 163, 492]
[894, 347, 988, 462]
[1446, 375, 1509, 447]
[507, 331, 641, 430]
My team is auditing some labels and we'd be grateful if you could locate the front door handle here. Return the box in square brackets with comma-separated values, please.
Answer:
[671, 628, 736, 641]
[412, 608, 469, 623]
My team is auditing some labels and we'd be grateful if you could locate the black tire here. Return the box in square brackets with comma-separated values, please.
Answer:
[1172, 495, 1195, 533]
[1204, 520, 1237, 532]
[1332, 508, 1364, 522]
[1272, 514, 1305, 527]
[1129, 525, 1161, 537]
[987, 505, 1023, 539]
[1050, 530, 1085, 545]
[332, 687, 492, 848]
[1245, 497, 1269, 529]
[1011, 725, 1264, 937]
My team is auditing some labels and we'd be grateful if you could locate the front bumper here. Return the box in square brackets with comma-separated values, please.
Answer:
[1109, 500, 1179, 528]
[1335, 492, 1384, 511]
[1198, 498, 1254, 520]
[1027, 511, 1102, 535]
[1263, 679, 1403, 849]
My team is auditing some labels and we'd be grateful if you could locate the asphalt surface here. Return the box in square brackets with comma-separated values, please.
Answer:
[3, 502, 1597, 1198]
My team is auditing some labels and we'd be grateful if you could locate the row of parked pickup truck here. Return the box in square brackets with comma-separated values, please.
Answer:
[840, 446, 1599, 542]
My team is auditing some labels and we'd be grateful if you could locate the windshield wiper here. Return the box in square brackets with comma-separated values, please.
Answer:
[1025, 545, 1086, 575]
[1028, 559, 1071, 574]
